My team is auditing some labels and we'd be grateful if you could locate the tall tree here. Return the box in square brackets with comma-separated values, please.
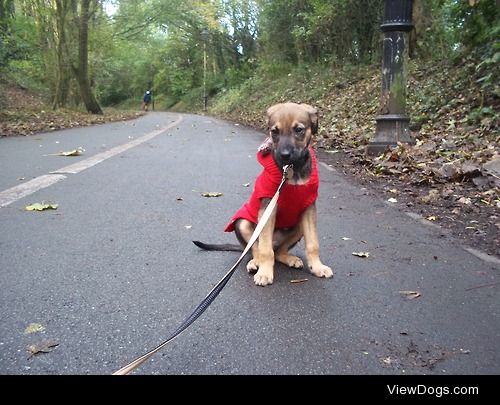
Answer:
[52, 0, 71, 109]
[0, 0, 15, 67]
[0, 0, 14, 31]
[74, 0, 102, 114]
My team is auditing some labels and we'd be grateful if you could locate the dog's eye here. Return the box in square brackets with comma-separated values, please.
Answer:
[270, 127, 280, 140]
[294, 126, 305, 137]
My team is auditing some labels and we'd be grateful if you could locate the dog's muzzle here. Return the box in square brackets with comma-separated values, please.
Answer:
[279, 149, 292, 163]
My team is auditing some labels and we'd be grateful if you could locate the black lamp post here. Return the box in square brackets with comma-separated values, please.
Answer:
[367, 0, 414, 155]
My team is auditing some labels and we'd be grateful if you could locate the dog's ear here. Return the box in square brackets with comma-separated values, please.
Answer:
[266, 103, 283, 126]
[300, 103, 318, 134]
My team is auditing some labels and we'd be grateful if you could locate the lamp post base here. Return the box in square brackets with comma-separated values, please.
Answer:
[366, 114, 414, 155]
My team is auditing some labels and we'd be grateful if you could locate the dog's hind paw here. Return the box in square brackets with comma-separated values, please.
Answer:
[246, 259, 259, 273]
[276, 254, 304, 269]
[310, 264, 333, 278]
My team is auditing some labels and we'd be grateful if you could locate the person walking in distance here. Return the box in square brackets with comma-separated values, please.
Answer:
[142, 90, 152, 111]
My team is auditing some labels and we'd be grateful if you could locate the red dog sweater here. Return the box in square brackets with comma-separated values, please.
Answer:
[224, 147, 319, 232]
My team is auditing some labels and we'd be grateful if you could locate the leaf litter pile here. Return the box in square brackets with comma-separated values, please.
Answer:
[0, 82, 144, 136]
[313, 60, 499, 257]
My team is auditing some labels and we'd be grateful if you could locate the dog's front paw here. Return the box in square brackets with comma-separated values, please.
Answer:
[246, 259, 259, 273]
[309, 264, 333, 278]
[276, 254, 304, 269]
[254, 268, 274, 286]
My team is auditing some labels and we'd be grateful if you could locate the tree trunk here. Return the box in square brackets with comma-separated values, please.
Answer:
[52, 0, 71, 109]
[0, 0, 14, 32]
[409, 0, 428, 58]
[75, 0, 102, 114]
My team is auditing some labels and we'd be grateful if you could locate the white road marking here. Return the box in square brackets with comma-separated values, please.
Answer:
[406, 210, 500, 264]
[462, 247, 500, 266]
[0, 174, 66, 208]
[0, 115, 183, 208]
[318, 161, 336, 172]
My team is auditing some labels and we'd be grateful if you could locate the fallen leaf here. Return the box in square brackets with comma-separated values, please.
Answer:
[427, 216, 438, 221]
[24, 323, 45, 334]
[399, 290, 421, 299]
[352, 252, 370, 258]
[290, 278, 308, 284]
[45, 147, 85, 157]
[382, 356, 393, 365]
[387, 198, 398, 203]
[25, 203, 58, 211]
[418, 189, 440, 204]
[435, 162, 461, 181]
[388, 188, 398, 194]
[483, 157, 500, 177]
[201, 192, 223, 198]
[27, 339, 58, 356]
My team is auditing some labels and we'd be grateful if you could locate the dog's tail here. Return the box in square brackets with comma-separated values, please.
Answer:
[192, 240, 243, 252]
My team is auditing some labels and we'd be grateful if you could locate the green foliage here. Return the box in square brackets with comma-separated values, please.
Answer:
[0, 31, 15, 68]
[211, 61, 352, 118]
[7, 59, 48, 95]
[476, 47, 500, 98]
[467, 105, 497, 125]
[450, 0, 499, 110]
[258, 0, 382, 65]
[448, 0, 499, 49]
[94, 38, 157, 106]
[3, 0, 499, 114]
[1, 11, 40, 69]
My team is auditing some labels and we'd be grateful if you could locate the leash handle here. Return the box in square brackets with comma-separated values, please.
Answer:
[112, 165, 292, 375]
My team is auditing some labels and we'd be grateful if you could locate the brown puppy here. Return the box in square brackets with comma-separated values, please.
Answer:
[194, 103, 333, 286]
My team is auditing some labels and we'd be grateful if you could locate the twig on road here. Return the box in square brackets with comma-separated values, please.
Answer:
[465, 281, 500, 291]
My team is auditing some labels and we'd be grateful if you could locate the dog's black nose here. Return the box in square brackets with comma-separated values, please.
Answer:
[280, 150, 292, 161]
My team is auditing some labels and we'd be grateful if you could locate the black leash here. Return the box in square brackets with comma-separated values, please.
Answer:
[113, 164, 292, 375]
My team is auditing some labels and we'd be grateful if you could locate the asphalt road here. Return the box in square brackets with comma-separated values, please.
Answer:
[0, 112, 499, 375]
